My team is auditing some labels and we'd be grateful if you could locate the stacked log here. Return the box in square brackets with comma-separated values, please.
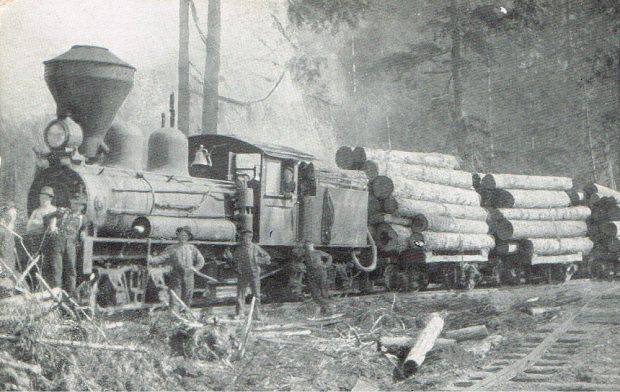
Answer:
[341, 146, 493, 258]
[585, 183, 620, 264]
[479, 173, 592, 263]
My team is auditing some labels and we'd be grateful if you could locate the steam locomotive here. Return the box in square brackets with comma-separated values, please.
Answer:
[30, 46, 376, 311]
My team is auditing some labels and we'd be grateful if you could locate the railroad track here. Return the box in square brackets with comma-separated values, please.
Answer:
[449, 285, 620, 391]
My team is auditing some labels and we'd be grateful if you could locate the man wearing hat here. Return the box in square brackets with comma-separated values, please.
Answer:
[232, 229, 271, 319]
[25, 186, 58, 289]
[302, 240, 332, 316]
[149, 226, 205, 308]
[44, 194, 88, 296]
[281, 166, 296, 199]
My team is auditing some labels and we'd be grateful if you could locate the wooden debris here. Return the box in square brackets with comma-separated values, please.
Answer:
[0, 288, 61, 306]
[254, 330, 311, 338]
[443, 325, 489, 342]
[351, 376, 380, 392]
[0, 334, 147, 353]
[237, 296, 256, 360]
[402, 312, 445, 377]
[378, 336, 455, 358]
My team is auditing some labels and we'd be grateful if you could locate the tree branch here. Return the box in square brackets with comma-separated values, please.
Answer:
[189, 0, 208, 44]
[271, 13, 298, 49]
[190, 70, 287, 107]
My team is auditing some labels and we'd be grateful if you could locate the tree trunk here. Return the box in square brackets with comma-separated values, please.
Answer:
[352, 147, 460, 170]
[481, 173, 573, 191]
[383, 197, 488, 221]
[372, 175, 481, 206]
[411, 214, 489, 235]
[363, 160, 472, 188]
[201, 0, 221, 134]
[449, 0, 466, 157]
[177, 0, 190, 135]
[403, 313, 444, 377]
[443, 325, 489, 342]
[520, 237, 593, 256]
[493, 220, 588, 241]
[489, 206, 591, 222]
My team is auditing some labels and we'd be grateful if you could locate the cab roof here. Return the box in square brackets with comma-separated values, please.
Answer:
[189, 134, 315, 162]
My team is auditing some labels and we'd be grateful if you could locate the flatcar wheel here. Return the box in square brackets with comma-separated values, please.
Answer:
[442, 266, 457, 290]
[383, 265, 398, 291]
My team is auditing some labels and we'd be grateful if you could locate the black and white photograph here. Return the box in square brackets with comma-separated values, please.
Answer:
[0, 0, 618, 390]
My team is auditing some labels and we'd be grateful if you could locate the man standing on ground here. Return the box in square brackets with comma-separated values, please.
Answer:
[44, 194, 87, 297]
[149, 226, 205, 308]
[25, 186, 57, 289]
[303, 240, 332, 316]
[233, 229, 270, 319]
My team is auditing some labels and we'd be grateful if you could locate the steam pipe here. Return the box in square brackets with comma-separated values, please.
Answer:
[169, 93, 176, 128]
[351, 229, 378, 272]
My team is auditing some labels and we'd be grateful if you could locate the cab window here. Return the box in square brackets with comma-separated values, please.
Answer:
[264, 159, 282, 196]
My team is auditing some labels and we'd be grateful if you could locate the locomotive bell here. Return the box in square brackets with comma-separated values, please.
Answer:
[191, 145, 212, 167]
[43, 45, 135, 159]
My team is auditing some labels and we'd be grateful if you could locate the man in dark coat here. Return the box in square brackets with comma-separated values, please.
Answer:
[44, 194, 87, 296]
[149, 226, 205, 308]
[303, 240, 332, 316]
[233, 229, 270, 319]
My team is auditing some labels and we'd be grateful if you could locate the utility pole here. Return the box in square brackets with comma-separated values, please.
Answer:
[202, 0, 221, 134]
[177, 0, 190, 135]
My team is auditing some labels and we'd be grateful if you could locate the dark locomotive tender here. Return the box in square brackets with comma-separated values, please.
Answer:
[29, 45, 376, 310]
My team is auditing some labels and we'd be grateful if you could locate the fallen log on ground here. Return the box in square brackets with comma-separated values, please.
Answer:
[363, 160, 473, 188]
[372, 175, 481, 205]
[0, 288, 61, 306]
[520, 237, 593, 256]
[411, 214, 489, 234]
[480, 173, 573, 191]
[403, 312, 445, 377]
[335, 146, 355, 170]
[489, 206, 591, 222]
[378, 336, 455, 358]
[493, 220, 588, 241]
[584, 182, 620, 204]
[0, 334, 147, 353]
[254, 330, 312, 338]
[382, 197, 488, 221]
[527, 307, 561, 316]
[482, 189, 573, 208]
[352, 147, 460, 170]
[443, 325, 489, 342]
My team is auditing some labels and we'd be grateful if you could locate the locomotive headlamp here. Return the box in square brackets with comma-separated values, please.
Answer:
[44, 116, 83, 151]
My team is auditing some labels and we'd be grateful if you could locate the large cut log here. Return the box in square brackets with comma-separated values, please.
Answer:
[481, 173, 573, 191]
[376, 223, 412, 253]
[403, 312, 444, 377]
[368, 196, 383, 216]
[411, 214, 489, 235]
[493, 220, 588, 241]
[584, 182, 620, 204]
[369, 213, 412, 226]
[411, 231, 495, 251]
[352, 147, 460, 170]
[377, 336, 456, 358]
[600, 221, 620, 238]
[489, 206, 591, 222]
[483, 189, 572, 208]
[520, 237, 594, 256]
[591, 204, 620, 223]
[363, 160, 473, 189]
[443, 325, 490, 342]
[372, 175, 481, 205]
[567, 190, 587, 206]
[305, 163, 368, 190]
[383, 197, 488, 221]
[335, 146, 354, 170]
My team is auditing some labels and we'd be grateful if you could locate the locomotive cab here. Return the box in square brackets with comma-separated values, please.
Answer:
[189, 134, 312, 246]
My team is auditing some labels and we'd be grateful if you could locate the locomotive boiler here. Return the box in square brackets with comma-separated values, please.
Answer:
[29, 45, 377, 310]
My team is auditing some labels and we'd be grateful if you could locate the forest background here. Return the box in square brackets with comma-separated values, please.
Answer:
[0, 0, 618, 223]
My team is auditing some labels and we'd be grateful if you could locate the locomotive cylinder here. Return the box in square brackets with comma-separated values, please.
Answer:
[131, 216, 236, 241]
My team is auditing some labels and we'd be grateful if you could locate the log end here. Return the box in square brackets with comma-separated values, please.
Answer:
[479, 174, 497, 190]
[335, 146, 354, 170]
[372, 176, 395, 200]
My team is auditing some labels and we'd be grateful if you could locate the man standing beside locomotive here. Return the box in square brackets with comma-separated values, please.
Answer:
[233, 229, 270, 320]
[44, 194, 87, 297]
[148, 226, 205, 309]
[303, 240, 332, 317]
[25, 186, 58, 289]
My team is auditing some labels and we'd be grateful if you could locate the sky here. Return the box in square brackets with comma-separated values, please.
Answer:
[0, 0, 338, 161]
